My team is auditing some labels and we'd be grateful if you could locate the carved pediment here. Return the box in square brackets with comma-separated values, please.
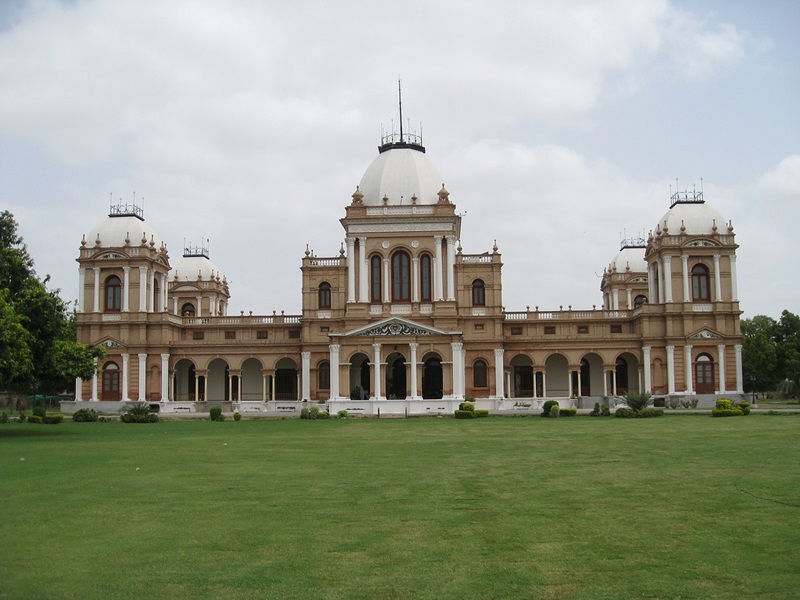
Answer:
[690, 329, 721, 339]
[338, 317, 457, 338]
[686, 239, 717, 247]
[97, 252, 126, 260]
[98, 337, 125, 348]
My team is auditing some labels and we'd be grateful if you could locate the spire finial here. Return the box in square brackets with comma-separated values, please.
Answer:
[398, 78, 404, 143]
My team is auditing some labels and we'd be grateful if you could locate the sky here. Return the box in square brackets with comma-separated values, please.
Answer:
[1, 0, 798, 320]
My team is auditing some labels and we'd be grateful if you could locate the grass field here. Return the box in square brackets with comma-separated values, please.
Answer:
[1, 415, 799, 599]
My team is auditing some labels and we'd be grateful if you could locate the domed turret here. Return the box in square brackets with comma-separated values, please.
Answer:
[655, 187, 728, 236]
[86, 203, 161, 249]
[357, 145, 444, 206]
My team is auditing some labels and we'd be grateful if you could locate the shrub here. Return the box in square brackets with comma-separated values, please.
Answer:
[623, 392, 653, 415]
[233, 412, 241, 421]
[459, 402, 475, 412]
[474, 409, 489, 418]
[300, 407, 310, 419]
[653, 397, 666, 408]
[639, 408, 664, 418]
[715, 398, 733, 410]
[738, 401, 751, 415]
[601, 404, 611, 416]
[337, 410, 348, 419]
[454, 409, 475, 419]
[548, 405, 560, 418]
[209, 406, 224, 421]
[73, 408, 98, 422]
[309, 406, 320, 420]
[0, 411, 8, 424]
[558, 407, 577, 417]
[43, 414, 64, 424]
[32, 406, 46, 419]
[615, 407, 635, 418]
[27, 414, 43, 424]
[712, 408, 744, 417]
[542, 400, 559, 417]
[121, 403, 159, 423]
[667, 397, 681, 410]
[317, 411, 330, 420]
[590, 402, 601, 417]
[16, 413, 26, 423]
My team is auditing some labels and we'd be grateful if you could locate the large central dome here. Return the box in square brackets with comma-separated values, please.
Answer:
[357, 145, 443, 206]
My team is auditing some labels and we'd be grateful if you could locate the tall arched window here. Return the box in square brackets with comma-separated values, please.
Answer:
[181, 302, 195, 317]
[318, 282, 331, 309]
[101, 362, 120, 401]
[370, 256, 382, 303]
[472, 279, 485, 306]
[634, 294, 647, 308]
[105, 275, 121, 312]
[691, 264, 710, 301]
[420, 254, 432, 302]
[318, 361, 330, 390]
[695, 353, 715, 394]
[392, 251, 411, 301]
[473, 359, 488, 388]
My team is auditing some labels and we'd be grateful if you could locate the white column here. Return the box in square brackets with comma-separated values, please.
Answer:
[717, 344, 726, 393]
[121, 266, 130, 312]
[663, 256, 673, 303]
[576, 369, 582, 397]
[75, 378, 82, 401]
[541, 371, 547, 398]
[329, 344, 340, 400]
[359, 237, 369, 303]
[410, 343, 419, 400]
[138, 266, 147, 312]
[121, 353, 130, 402]
[657, 259, 665, 303]
[412, 257, 420, 303]
[91, 358, 99, 401]
[382, 258, 390, 303]
[138, 353, 147, 401]
[666, 345, 675, 395]
[643, 346, 651, 393]
[301, 352, 311, 401]
[78, 268, 86, 313]
[173, 296, 178, 315]
[681, 255, 690, 302]
[446, 236, 456, 301]
[734, 344, 743, 393]
[626, 289, 632, 310]
[684, 345, 694, 394]
[647, 263, 656, 303]
[346, 237, 356, 303]
[451, 342, 463, 399]
[93, 267, 101, 313]
[730, 255, 738, 301]
[612, 370, 617, 396]
[494, 349, 504, 398]
[434, 236, 444, 301]
[196, 295, 202, 317]
[713, 254, 722, 301]
[161, 354, 170, 401]
[372, 343, 382, 400]
[612, 291, 619, 311]
[603, 370, 609, 397]
[262, 373, 267, 401]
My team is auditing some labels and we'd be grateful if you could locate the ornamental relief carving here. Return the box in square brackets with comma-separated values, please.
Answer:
[690, 330, 720, 339]
[357, 322, 434, 337]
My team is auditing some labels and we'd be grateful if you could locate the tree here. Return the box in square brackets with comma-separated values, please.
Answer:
[776, 310, 800, 398]
[741, 315, 779, 395]
[0, 211, 103, 404]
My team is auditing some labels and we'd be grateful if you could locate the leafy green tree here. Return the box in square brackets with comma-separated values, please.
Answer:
[776, 310, 800, 398]
[0, 211, 103, 404]
[741, 315, 779, 395]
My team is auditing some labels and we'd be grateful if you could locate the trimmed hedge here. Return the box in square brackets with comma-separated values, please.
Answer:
[615, 407, 635, 418]
[542, 400, 559, 417]
[712, 408, 744, 417]
[454, 409, 475, 419]
[121, 404, 159, 423]
[73, 408, 98, 422]
[27, 415, 43, 424]
[43, 414, 64, 424]
[639, 408, 664, 418]
[209, 406, 225, 421]
[474, 409, 489, 418]
[548, 405, 560, 418]
[559, 408, 577, 417]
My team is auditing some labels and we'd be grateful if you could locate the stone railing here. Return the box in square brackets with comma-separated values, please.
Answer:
[504, 309, 632, 321]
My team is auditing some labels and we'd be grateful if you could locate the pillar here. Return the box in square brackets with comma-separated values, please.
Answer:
[121, 353, 130, 402]
[451, 342, 463, 399]
[78, 267, 86, 313]
[301, 352, 311, 401]
[663, 256, 673, 303]
[382, 257, 390, 303]
[643, 346, 651, 393]
[93, 267, 101, 312]
[330, 344, 340, 400]
[161, 354, 170, 401]
[434, 235, 444, 301]
[75, 377, 82, 402]
[410, 343, 419, 400]
[681, 255, 690, 302]
[91, 358, 99, 401]
[666, 345, 675, 395]
[684, 345, 694, 394]
[359, 237, 369, 303]
[494, 349, 504, 399]
[138, 266, 148, 312]
[713, 254, 722, 302]
[138, 353, 147, 401]
[730, 255, 738, 301]
[412, 257, 420, 303]
[346, 237, 356, 302]
[717, 344, 726, 393]
[734, 344, 743, 393]
[446, 236, 456, 301]
[372, 344, 382, 400]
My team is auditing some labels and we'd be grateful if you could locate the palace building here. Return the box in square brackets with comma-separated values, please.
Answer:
[68, 123, 744, 416]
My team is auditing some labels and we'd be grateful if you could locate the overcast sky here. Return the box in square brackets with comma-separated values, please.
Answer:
[1, 0, 798, 320]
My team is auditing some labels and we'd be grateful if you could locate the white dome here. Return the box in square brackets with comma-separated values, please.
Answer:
[170, 255, 223, 282]
[358, 146, 443, 206]
[87, 215, 161, 249]
[611, 246, 647, 273]
[657, 202, 727, 236]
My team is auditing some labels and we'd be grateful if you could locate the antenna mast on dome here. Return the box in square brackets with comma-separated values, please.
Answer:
[398, 79, 404, 143]
[108, 191, 144, 221]
[379, 79, 425, 154]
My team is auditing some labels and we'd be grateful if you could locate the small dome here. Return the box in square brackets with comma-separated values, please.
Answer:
[87, 215, 161, 249]
[657, 201, 726, 236]
[611, 246, 647, 273]
[358, 146, 444, 206]
[170, 255, 224, 282]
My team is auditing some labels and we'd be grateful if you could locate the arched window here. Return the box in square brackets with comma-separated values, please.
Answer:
[691, 264, 710, 301]
[181, 302, 196, 317]
[634, 294, 647, 308]
[420, 254, 432, 302]
[105, 275, 121, 312]
[392, 251, 411, 301]
[473, 359, 488, 388]
[318, 282, 331, 309]
[370, 256, 382, 303]
[101, 362, 120, 401]
[318, 361, 330, 390]
[472, 279, 485, 306]
[695, 353, 715, 394]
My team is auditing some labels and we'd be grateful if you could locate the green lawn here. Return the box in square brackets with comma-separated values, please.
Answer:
[1, 415, 798, 599]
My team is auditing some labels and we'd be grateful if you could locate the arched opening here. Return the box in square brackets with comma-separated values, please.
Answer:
[692, 264, 711, 302]
[349, 353, 370, 399]
[544, 354, 569, 397]
[510, 354, 533, 398]
[207, 358, 230, 401]
[422, 354, 443, 399]
[318, 361, 330, 391]
[392, 251, 411, 302]
[473, 359, 488, 389]
[420, 254, 432, 302]
[579, 353, 604, 397]
[318, 282, 331, 309]
[695, 353, 715, 394]
[634, 294, 647, 308]
[180, 302, 195, 317]
[370, 255, 382, 303]
[101, 361, 120, 401]
[241, 357, 263, 401]
[105, 275, 121, 312]
[386, 352, 407, 399]
[472, 279, 486, 306]
[275, 357, 299, 400]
